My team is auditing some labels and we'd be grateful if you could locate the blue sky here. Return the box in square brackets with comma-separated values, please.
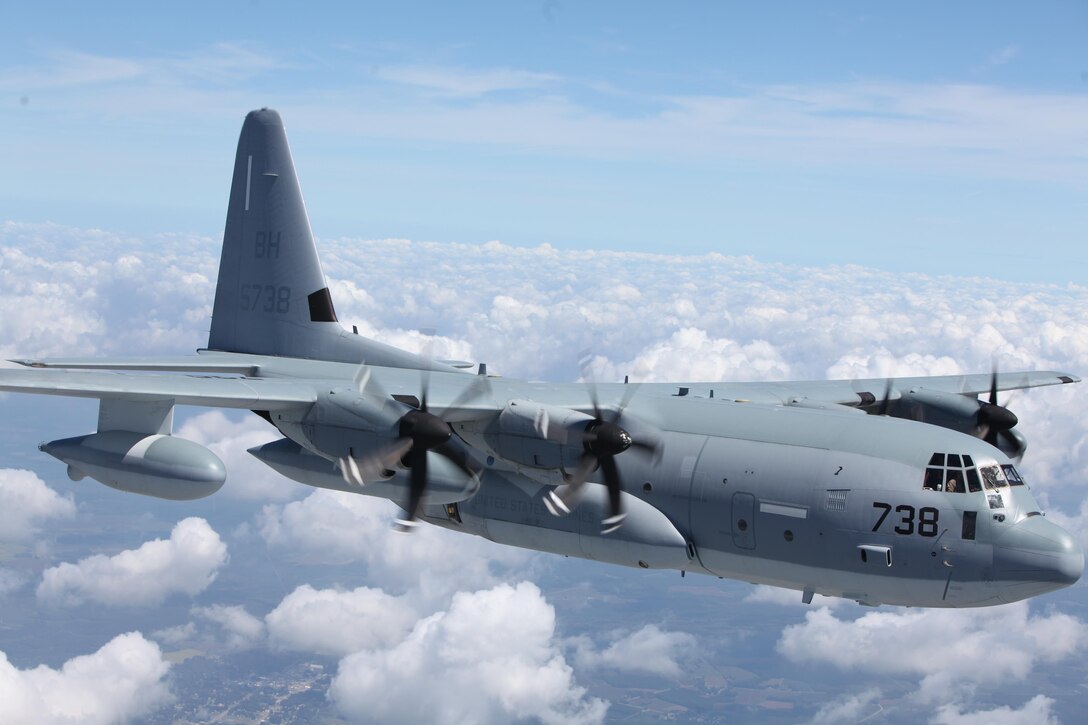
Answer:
[2, 1, 1086, 281]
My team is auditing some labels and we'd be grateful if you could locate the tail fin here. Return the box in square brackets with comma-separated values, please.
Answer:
[207, 109, 453, 371]
[209, 108, 340, 357]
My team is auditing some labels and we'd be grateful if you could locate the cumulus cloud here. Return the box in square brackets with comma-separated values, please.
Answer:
[744, 585, 847, 610]
[777, 603, 1088, 702]
[810, 688, 881, 725]
[567, 624, 695, 679]
[0, 468, 76, 542]
[327, 582, 607, 725]
[37, 517, 228, 606]
[192, 604, 265, 650]
[0, 632, 171, 724]
[258, 489, 530, 599]
[266, 584, 418, 657]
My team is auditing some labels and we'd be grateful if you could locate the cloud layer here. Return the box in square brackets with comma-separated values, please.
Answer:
[3, 225, 1088, 721]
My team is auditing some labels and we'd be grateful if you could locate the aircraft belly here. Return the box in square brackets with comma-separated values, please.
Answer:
[452, 471, 694, 570]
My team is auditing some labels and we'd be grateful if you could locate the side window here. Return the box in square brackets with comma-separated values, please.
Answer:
[981, 466, 1007, 489]
[961, 510, 977, 540]
[924, 468, 944, 491]
[1002, 465, 1025, 487]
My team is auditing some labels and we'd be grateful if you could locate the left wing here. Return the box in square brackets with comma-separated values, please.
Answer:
[0, 367, 317, 410]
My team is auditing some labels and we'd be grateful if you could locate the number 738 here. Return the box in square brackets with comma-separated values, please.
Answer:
[872, 502, 939, 537]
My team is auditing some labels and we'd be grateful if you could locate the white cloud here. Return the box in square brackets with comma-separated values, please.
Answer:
[151, 621, 197, 647]
[567, 624, 695, 679]
[744, 585, 847, 610]
[606, 327, 793, 383]
[265, 584, 418, 657]
[37, 517, 228, 607]
[0, 469, 75, 542]
[0, 569, 28, 597]
[0, 632, 171, 724]
[373, 64, 558, 97]
[327, 582, 608, 725]
[810, 688, 881, 725]
[777, 603, 1088, 702]
[931, 694, 1057, 725]
[258, 489, 530, 599]
[192, 604, 265, 650]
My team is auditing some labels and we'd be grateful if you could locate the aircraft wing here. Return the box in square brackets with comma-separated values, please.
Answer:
[0, 368, 317, 410]
[773, 370, 1079, 407]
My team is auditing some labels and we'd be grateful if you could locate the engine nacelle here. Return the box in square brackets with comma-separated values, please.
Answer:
[896, 388, 984, 432]
[894, 388, 1026, 461]
[41, 431, 226, 500]
[249, 437, 478, 504]
[477, 399, 594, 469]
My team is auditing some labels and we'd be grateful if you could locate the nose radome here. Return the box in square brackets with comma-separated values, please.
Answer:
[993, 515, 1084, 586]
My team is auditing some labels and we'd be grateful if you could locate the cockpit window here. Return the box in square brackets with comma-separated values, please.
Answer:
[923, 452, 973, 493]
[1002, 465, 1025, 486]
[926, 454, 1020, 494]
[965, 467, 981, 492]
[981, 465, 1008, 489]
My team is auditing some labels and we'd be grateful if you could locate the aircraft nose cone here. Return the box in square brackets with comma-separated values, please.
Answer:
[993, 515, 1083, 591]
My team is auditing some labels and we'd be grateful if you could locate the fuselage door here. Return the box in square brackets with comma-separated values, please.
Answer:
[732, 491, 756, 550]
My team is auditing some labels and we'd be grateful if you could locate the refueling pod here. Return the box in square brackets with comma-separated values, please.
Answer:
[40, 431, 226, 500]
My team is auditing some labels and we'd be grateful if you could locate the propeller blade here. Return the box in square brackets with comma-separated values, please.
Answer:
[433, 375, 493, 420]
[979, 365, 1017, 447]
[396, 445, 428, 532]
[878, 379, 894, 416]
[545, 453, 597, 516]
[599, 455, 626, 534]
[340, 438, 413, 487]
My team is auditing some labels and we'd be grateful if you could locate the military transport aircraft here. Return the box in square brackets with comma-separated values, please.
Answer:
[1, 109, 1082, 608]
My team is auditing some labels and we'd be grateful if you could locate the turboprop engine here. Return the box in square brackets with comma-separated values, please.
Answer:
[894, 387, 1027, 461]
[248, 437, 479, 505]
[40, 431, 226, 500]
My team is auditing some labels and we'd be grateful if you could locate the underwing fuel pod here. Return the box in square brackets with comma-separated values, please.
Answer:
[41, 432, 226, 500]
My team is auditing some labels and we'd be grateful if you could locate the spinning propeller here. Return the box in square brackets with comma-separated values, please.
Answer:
[339, 361, 489, 531]
[544, 369, 661, 534]
[976, 367, 1021, 454]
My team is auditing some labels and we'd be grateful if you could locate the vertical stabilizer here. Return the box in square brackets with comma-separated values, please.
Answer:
[208, 109, 456, 370]
[209, 108, 339, 357]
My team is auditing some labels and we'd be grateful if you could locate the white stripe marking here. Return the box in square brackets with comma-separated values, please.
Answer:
[759, 502, 808, 519]
[245, 154, 252, 211]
